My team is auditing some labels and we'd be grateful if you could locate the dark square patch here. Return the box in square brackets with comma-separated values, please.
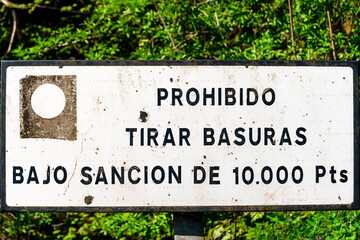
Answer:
[20, 75, 77, 140]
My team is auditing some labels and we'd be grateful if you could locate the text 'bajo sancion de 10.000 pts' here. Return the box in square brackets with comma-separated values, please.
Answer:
[12, 164, 348, 186]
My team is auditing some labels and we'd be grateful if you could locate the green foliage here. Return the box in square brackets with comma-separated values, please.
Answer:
[1, 0, 360, 239]
[204, 211, 360, 239]
[0, 212, 172, 239]
[1, 0, 360, 60]
[89, 213, 172, 239]
[2, 211, 360, 239]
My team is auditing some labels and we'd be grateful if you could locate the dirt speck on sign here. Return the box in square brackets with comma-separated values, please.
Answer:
[84, 195, 94, 205]
[139, 110, 148, 122]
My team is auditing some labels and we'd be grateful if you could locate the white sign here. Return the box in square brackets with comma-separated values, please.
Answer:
[1, 61, 359, 211]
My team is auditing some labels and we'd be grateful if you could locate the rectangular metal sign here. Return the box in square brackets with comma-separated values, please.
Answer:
[1, 60, 359, 211]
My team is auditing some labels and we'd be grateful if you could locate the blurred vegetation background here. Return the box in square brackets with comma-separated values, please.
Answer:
[1, 0, 360, 239]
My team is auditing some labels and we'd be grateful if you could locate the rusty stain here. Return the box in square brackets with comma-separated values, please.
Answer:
[139, 111, 148, 122]
[271, 73, 276, 81]
[263, 88, 272, 94]
[96, 97, 101, 104]
[65, 124, 93, 195]
[20, 75, 77, 140]
[84, 195, 94, 205]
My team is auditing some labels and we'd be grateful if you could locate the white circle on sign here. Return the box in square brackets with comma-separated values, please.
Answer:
[31, 84, 66, 119]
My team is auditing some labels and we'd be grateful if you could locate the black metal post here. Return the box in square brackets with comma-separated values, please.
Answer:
[173, 212, 204, 240]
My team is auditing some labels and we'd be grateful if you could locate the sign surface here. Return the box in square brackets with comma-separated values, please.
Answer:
[1, 60, 359, 211]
